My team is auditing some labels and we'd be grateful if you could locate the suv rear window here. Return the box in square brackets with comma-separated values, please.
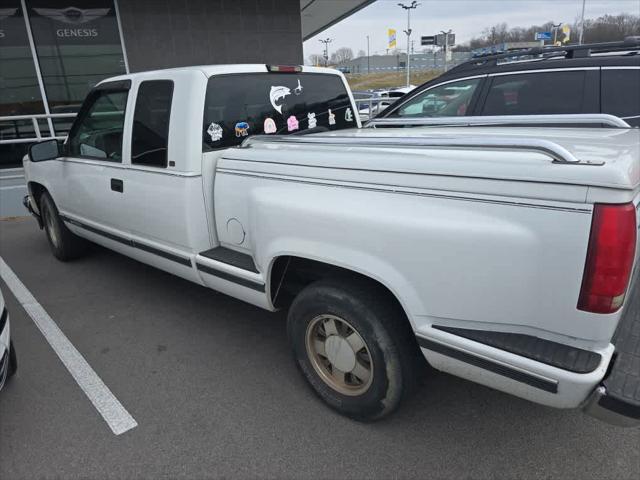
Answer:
[602, 69, 640, 127]
[481, 71, 587, 116]
[202, 73, 356, 150]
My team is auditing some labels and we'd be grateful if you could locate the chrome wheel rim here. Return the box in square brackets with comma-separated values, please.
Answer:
[44, 207, 59, 248]
[305, 314, 374, 396]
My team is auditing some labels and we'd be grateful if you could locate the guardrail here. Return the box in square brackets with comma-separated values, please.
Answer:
[353, 97, 397, 120]
[0, 113, 76, 145]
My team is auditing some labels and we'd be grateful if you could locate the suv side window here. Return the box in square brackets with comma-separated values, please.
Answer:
[389, 78, 482, 117]
[68, 89, 128, 162]
[602, 69, 640, 127]
[481, 70, 587, 116]
[131, 80, 173, 168]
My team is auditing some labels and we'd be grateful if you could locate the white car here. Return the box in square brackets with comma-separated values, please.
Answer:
[0, 289, 17, 390]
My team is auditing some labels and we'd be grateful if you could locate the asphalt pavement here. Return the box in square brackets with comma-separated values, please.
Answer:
[0, 217, 638, 480]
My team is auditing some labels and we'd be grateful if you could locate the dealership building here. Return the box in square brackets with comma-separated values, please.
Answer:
[0, 0, 372, 215]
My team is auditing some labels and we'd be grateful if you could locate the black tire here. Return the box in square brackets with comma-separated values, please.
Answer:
[8, 340, 16, 377]
[39, 191, 87, 261]
[287, 277, 422, 421]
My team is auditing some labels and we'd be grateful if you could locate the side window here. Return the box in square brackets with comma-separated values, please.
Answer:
[602, 69, 640, 127]
[481, 71, 587, 116]
[68, 90, 128, 161]
[131, 80, 174, 167]
[390, 78, 481, 117]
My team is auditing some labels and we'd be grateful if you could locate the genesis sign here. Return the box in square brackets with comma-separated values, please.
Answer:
[33, 6, 109, 38]
[29, 2, 120, 45]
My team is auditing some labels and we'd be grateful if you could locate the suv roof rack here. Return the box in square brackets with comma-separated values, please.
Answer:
[451, 36, 640, 73]
[367, 114, 632, 129]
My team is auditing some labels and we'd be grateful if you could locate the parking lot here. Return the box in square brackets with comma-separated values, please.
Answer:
[1, 216, 638, 480]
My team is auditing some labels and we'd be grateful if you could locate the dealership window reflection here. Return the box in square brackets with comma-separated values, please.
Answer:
[27, 0, 127, 113]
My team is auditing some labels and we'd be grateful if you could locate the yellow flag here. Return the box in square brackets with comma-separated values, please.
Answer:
[388, 29, 397, 49]
[562, 24, 571, 43]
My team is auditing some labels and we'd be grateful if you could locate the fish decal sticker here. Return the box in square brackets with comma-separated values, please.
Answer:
[270, 86, 291, 115]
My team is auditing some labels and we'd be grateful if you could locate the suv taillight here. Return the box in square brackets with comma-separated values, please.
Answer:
[578, 203, 637, 314]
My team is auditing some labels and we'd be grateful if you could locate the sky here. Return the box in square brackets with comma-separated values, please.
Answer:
[303, 0, 640, 59]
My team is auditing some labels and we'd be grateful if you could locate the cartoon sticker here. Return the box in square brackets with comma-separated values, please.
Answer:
[270, 86, 291, 115]
[206, 122, 223, 142]
[263, 117, 277, 134]
[345, 108, 354, 122]
[287, 115, 299, 132]
[294, 79, 303, 95]
[307, 112, 317, 129]
[328, 109, 336, 126]
[235, 121, 250, 137]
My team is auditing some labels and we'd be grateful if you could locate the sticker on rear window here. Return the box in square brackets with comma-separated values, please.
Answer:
[287, 115, 299, 132]
[264, 118, 277, 134]
[235, 122, 249, 137]
[207, 122, 223, 141]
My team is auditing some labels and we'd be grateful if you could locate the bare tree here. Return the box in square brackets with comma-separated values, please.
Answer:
[330, 47, 354, 64]
[308, 53, 325, 66]
[357, 49, 366, 58]
[461, 14, 638, 50]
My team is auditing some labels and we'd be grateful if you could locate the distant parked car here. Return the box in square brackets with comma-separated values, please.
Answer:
[0, 289, 17, 391]
[377, 38, 640, 126]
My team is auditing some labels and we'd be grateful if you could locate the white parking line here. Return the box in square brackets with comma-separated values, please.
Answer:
[0, 257, 138, 436]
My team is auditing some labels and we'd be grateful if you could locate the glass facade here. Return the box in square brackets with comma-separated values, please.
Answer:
[0, 0, 127, 168]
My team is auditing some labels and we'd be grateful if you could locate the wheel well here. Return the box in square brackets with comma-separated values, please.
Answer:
[270, 256, 407, 317]
[28, 181, 47, 209]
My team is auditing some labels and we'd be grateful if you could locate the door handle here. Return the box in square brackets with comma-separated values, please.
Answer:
[111, 178, 123, 193]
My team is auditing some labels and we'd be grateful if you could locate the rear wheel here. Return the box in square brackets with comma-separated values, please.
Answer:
[287, 277, 421, 421]
[39, 191, 87, 261]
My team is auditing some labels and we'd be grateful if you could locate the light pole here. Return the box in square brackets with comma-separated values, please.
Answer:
[440, 29, 452, 72]
[398, 1, 420, 87]
[578, 0, 586, 44]
[319, 38, 332, 67]
[552, 22, 562, 45]
[366, 35, 370, 74]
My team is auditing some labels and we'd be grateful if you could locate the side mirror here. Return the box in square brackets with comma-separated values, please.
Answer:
[29, 139, 61, 162]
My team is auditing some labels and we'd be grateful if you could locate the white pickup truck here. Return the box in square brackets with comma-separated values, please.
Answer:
[22, 64, 640, 425]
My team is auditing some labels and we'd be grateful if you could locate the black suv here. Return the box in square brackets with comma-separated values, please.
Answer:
[377, 38, 640, 127]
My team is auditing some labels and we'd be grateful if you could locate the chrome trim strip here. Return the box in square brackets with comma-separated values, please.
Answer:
[216, 167, 592, 213]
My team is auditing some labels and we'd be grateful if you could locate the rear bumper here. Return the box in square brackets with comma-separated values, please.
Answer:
[583, 279, 640, 427]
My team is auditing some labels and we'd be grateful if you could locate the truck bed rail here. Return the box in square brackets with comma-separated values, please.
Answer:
[242, 135, 603, 165]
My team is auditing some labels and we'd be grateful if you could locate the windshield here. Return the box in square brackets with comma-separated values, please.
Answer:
[202, 72, 356, 150]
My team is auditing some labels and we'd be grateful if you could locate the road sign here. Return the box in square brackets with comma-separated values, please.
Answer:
[535, 31, 552, 40]
[435, 33, 456, 46]
[421, 35, 435, 45]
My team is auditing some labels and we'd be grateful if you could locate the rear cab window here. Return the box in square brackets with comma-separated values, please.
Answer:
[601, 68, 640, 127]
[202, 72, 356, 150]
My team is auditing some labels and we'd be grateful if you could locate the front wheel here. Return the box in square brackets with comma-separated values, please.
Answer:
[287, 278, 421, 421]
[39, 191, 87, 261]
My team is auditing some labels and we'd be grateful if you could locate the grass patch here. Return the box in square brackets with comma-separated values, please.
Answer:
[345, 70, 442, 91]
